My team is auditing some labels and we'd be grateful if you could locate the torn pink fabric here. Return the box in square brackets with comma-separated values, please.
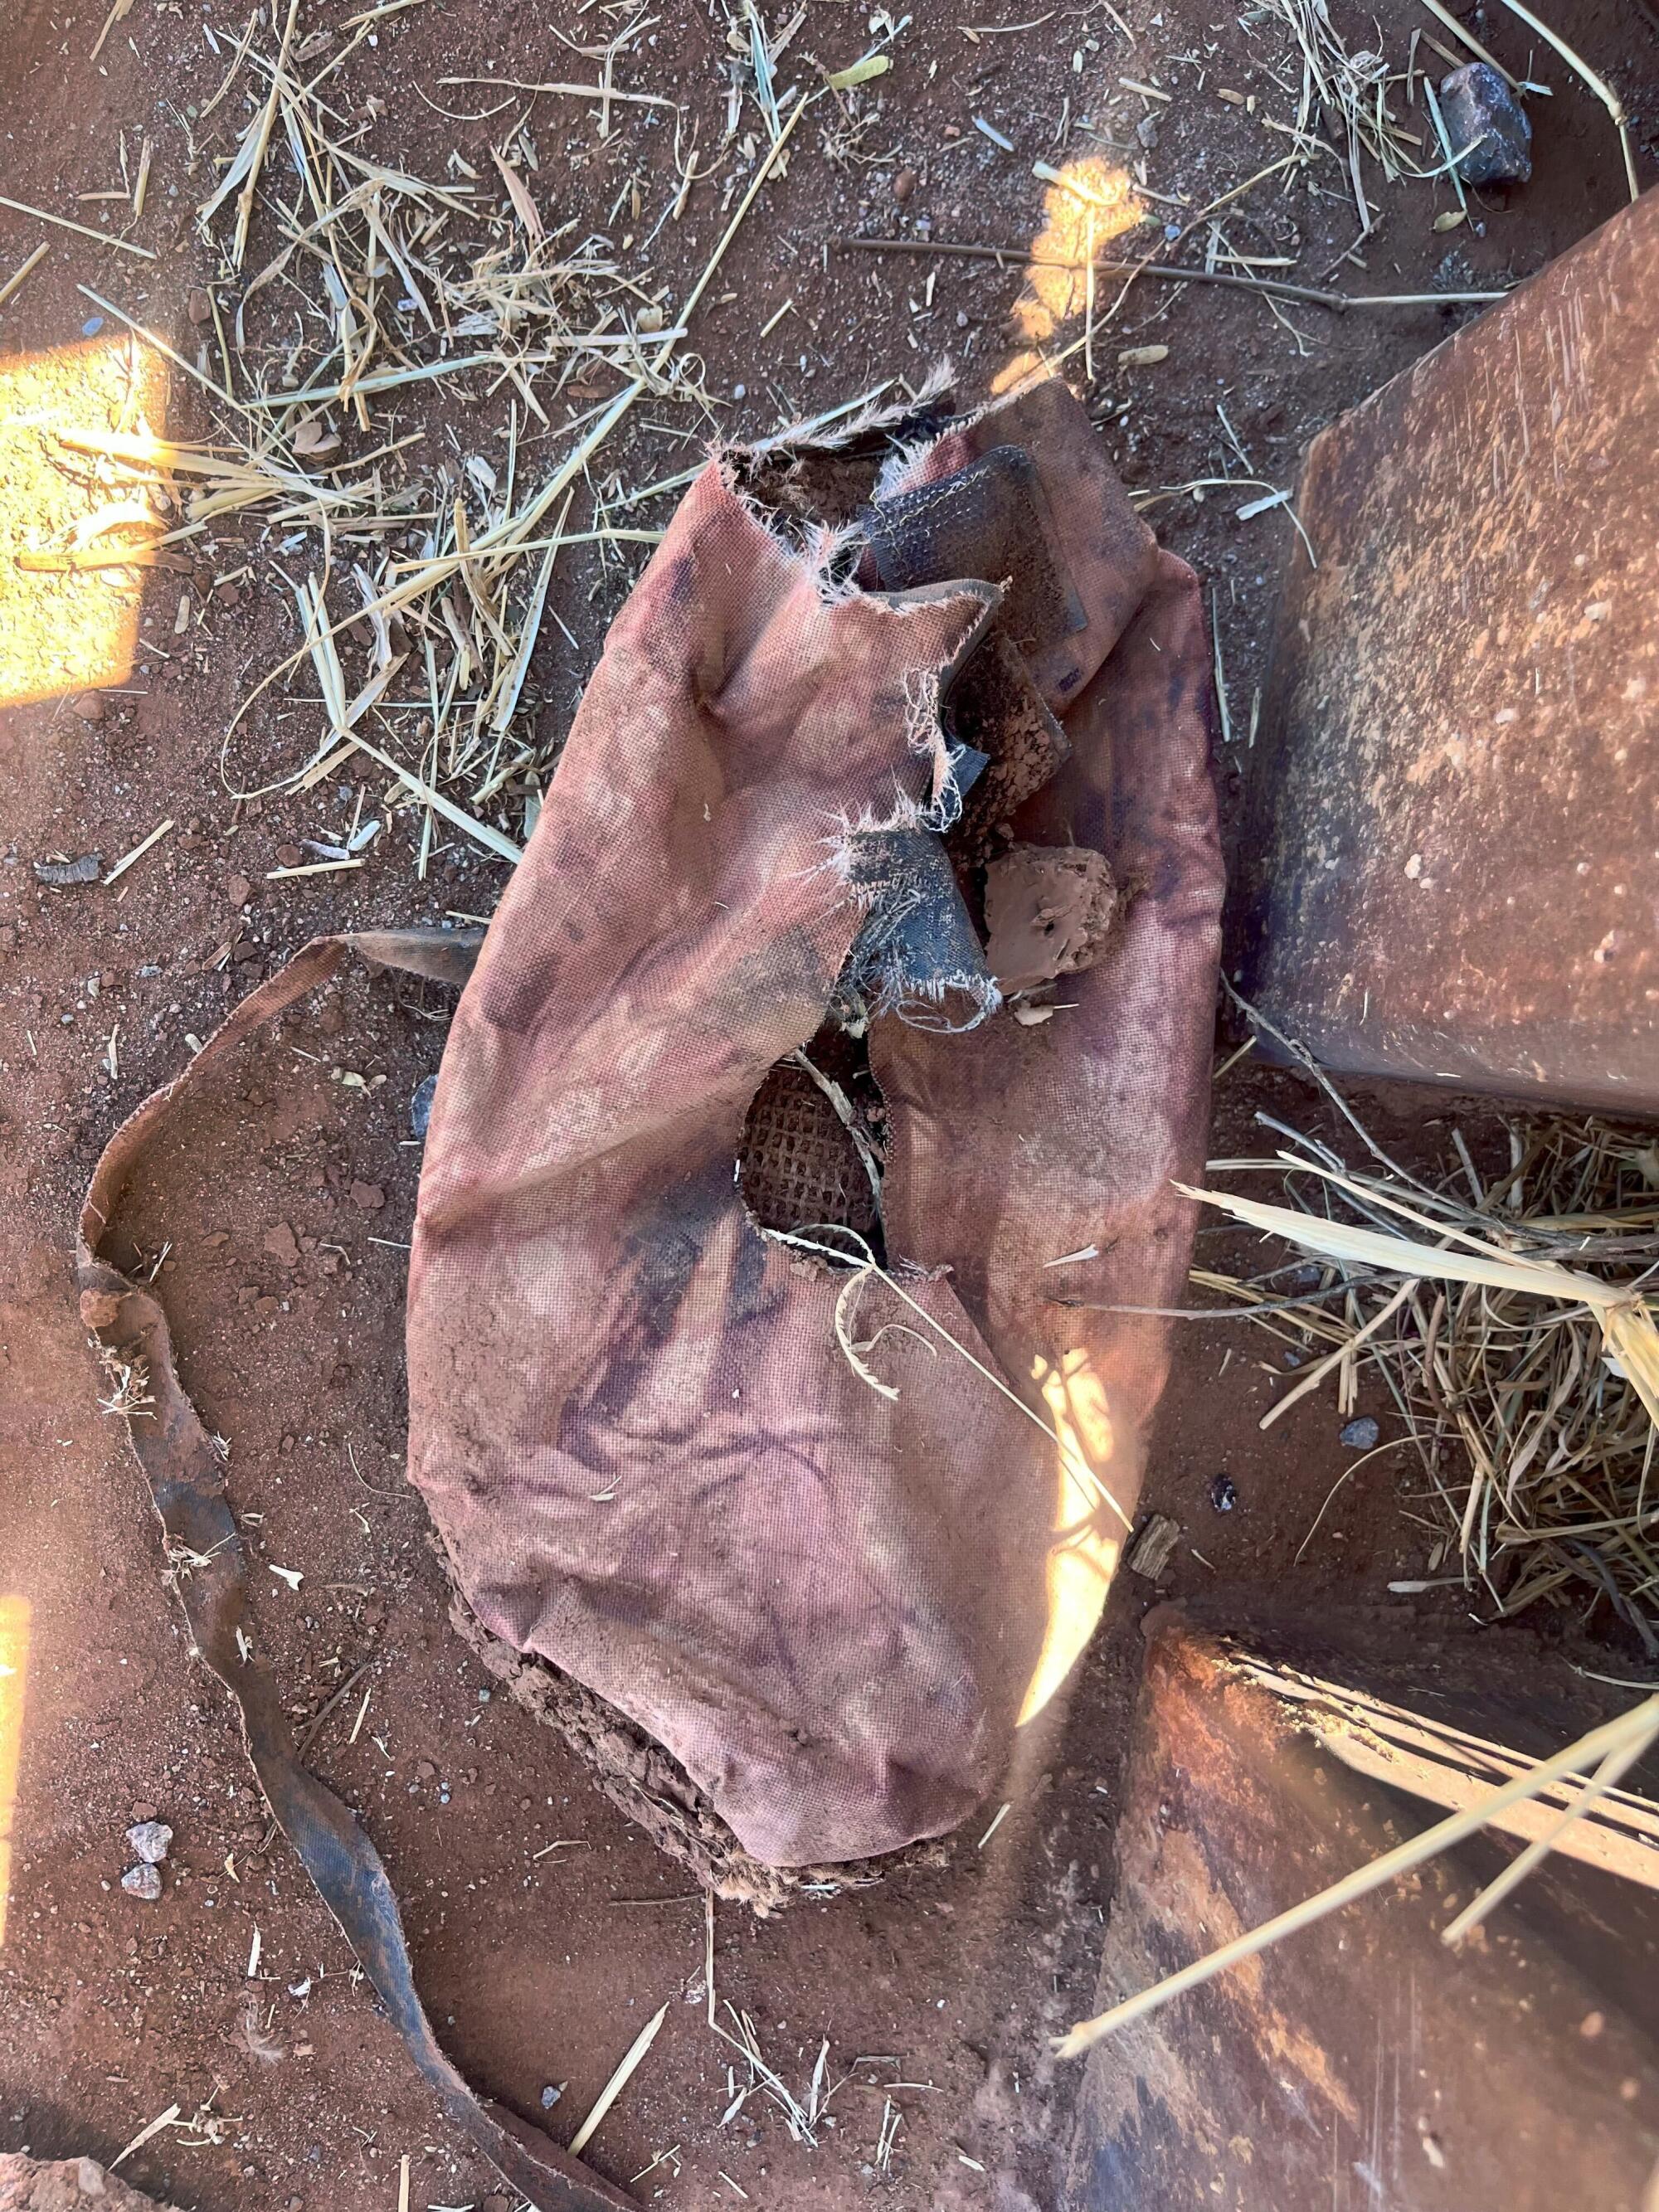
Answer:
[407, 381, 1224, 1866]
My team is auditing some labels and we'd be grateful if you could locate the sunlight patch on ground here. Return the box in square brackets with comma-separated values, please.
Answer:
[993, 157, 1146, 395]
[0, 1596, 31, 1947]
[0, 333, 168, 709]
[1018, 1348, 1124, 1726]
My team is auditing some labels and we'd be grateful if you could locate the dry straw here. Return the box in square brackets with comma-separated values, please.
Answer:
[1177, 1101, 1659, 1650]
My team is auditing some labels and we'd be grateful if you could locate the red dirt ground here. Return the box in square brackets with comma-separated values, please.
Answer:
[2, 0, 1654, 2205]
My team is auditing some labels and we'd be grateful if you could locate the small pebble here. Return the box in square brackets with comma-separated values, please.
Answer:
[81, 315, 105, 338]
[1209, 1474, 1238, 1514]
[411, 1072, 438, 1138]
[732, 382, 747, 401]
[126, 1819, 173, 1864]
[893, 166, 917, 204]
[1340, 1416, 1380, 1450]
[121, 1864, 163, 1902]
[1136, 114, 1159, 148]
[540, 2083, 564, 2110]
[69, 692, 105, 724]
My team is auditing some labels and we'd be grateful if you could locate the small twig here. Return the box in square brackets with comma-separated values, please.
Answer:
[836, 236, 1506, 312]
[0, 241, 50, 308]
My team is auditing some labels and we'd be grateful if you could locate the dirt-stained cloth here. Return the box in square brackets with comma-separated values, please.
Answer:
[407, 379, 1224, 1869]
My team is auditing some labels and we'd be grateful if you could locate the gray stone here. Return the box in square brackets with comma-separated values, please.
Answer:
[1340, 1416, 1380, 1450]
[125, 1819, 173, 1864]
[121, 1863, 163, 1901]
[411, 1072, 438, 1139]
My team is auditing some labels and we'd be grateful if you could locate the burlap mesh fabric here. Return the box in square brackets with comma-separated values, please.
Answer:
[406, 379, 1224, 1869]
[739, 1058, 878, 1239]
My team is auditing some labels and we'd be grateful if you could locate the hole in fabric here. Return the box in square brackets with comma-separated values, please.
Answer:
[737, 1025, 887, 1262]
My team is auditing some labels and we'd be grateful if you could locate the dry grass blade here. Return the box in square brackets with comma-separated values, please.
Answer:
[234, 0, 301, 269]
[567, 2002, 669, 2156]
[489, 491, 573, 732]
[1056, 1692, 1659, 2056]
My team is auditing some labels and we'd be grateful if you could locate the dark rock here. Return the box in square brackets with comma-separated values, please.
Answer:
[32, 853, 102, 887]
[1439, 63, 1531, 187]
[893, 166, 917, 204]
[1209, 1473, 1238, 1514]
[411, 1072, 438, 1139]
[1340, 1415, 1380, 1450]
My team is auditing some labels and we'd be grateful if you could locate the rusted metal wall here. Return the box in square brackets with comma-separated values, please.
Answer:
[1233, 192, 1657, 1110]
[1067, 1612, 1659, 2211]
